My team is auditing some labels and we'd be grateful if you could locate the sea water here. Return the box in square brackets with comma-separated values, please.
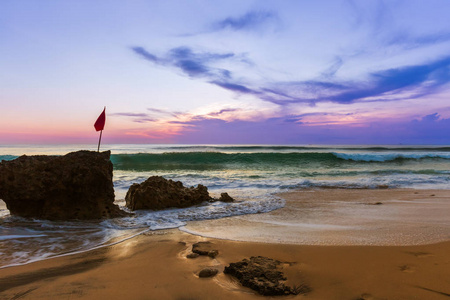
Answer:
[0, 144, 449, 267]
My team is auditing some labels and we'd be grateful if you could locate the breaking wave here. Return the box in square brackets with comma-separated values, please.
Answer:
[110, 151, 450, 171]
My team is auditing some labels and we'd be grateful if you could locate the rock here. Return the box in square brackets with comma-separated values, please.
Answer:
[207, 250, 219, 258]
[377, 185, 389, 189]
[199, 268, 219, 278]
[192, 241, 219, 258]
[186, 253, 200, 259]
[0, 150, 127, 220]
[224, 256, 309, 296]
[218, 192, 234, 202]
[125, 176, 212, 210]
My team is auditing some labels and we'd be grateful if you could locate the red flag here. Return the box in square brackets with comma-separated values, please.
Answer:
[94, 107, 106, 131]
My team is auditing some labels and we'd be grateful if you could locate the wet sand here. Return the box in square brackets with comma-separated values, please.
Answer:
[1, 189, 450, 299]
[183, 189, 450, 246]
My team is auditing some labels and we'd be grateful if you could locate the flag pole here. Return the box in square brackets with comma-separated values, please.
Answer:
[94, 106, 106, 152]
[97, 130, 103, 152]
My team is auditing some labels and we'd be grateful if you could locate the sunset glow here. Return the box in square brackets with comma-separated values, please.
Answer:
[1, 0, 450, 144]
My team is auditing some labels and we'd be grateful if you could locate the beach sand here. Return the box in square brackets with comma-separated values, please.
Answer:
[1, 189, 450, 300]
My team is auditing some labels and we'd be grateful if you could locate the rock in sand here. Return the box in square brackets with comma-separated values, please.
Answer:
[199, 268, 219, 278]
[192, 241, 219, 258]
[224, 256, 310, 296]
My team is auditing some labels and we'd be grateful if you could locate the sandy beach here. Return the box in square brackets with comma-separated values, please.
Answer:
[1, 189, 450, 299]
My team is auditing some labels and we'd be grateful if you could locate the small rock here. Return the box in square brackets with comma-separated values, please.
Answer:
[187, 253, 200, 259]
[218, 192, 234, 202]
[224, 256, 310, 296]
[207, 250, 219, 258]
[199, 268, 219, 278]
[192, 241, 219, 258]
[367, 202, 383, 205]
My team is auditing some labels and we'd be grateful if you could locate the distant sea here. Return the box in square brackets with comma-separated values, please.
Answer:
[1, 144, 449, 267]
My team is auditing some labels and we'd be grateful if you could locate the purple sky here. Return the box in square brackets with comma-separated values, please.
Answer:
[1, 0, 450, 144]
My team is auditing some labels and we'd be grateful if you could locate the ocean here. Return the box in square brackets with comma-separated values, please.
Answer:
[1, 144, 449, 267]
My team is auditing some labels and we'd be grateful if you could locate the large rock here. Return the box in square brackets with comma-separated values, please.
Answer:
[0, 150, 126, 220]
[224, 256, 310, 296]
[125, 176, 212, 210]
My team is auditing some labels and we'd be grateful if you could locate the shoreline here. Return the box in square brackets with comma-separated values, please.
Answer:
[182, 188, 450, 246]
[1, 188, 450, 299]
[1, 229, 450, 299]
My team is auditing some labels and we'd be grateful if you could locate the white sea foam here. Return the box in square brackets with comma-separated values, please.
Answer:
[333, 152, 450, 162]
[0, 197, 285, 268]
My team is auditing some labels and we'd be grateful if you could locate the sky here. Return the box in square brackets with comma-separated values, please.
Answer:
[1, 0, 450, 145]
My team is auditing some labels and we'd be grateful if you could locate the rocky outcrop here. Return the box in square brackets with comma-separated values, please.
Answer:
[0, 150, 127, 220]
[125, 176, 232, 211]
[224, 256, 310, 296]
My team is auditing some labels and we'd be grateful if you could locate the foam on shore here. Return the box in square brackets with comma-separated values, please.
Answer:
[180, 189, 450, 246]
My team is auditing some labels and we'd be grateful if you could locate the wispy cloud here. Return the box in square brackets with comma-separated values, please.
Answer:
[385, 31, 450, 49]
[132, 46, 234, 80]
[206, 108, 240, 117]
[131, 47, 158, 62]
[147, 108, 180, 117]
[210, 81, 258, 95]
[111, 112, 157, 123]
[132, 45, 450, 107]
[111, 112, 149, 117]
[262, 55, 450, 105]
[211, 11, 279, 32]
[169, 112, 450, 144]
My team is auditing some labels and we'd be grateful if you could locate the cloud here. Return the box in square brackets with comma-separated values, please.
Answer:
[111, 112, 149, 117]
[147, 108, 180, 117]
[259, 55, 450, 105]
[206, 108, 240, 117]
[168, 112, 450, 145]
[321, 57, 344, 78]
[131, 47, 158, 63]
[211, 11, 278, 31]
[346, 0, 393, 37]
[132, 44, 450, 107]
[324, 56, 450, 103]
[111, 112, 157, 123]
[210, 81, 258, 95]
[386, 31, 450, 48]
[419, 113, 440, 122]
[132, 46, 235, 80]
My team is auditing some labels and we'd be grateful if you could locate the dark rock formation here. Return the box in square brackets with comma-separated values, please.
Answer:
[224, 256, 310, 296]
[0, 150, 127, 220]
[218, 192, 234, 202]
[199, 268, 219, 278]
[125, 176, 212, 210]
[192, 241, 219, 258]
